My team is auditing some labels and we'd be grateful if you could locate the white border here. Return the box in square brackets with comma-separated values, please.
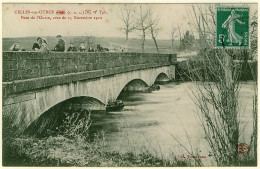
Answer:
[0, 1, 259, 169]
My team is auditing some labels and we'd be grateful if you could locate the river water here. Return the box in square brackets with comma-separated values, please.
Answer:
[90, 81, 256, 165]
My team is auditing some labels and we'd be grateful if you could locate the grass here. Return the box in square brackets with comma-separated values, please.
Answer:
[3, 109, 190, 167]
[3, 133, 189, 167]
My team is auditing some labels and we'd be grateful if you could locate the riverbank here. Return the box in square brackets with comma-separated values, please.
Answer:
[3, 133, 190, 167]
[3, 106, 190, 167]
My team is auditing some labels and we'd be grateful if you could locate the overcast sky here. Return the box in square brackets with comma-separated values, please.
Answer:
[2, 4, 195, 39]
[2, 3, 257, 39]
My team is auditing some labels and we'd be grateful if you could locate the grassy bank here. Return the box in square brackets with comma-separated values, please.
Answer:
[3, 134, 190, 167]
[3, 109, 189, 167]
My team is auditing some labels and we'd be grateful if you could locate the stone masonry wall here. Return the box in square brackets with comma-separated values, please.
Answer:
[3, 52, 177, 96]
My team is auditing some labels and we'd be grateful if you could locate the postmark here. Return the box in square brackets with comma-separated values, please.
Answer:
[216, 7, 249, 48]
[237, 143, 249, 154]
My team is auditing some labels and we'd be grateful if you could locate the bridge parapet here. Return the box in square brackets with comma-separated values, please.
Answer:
[3, 52, 176, 82]
[3, 52, 177, 97]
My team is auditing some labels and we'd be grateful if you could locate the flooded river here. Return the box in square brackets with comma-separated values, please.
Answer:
[90, 81, 256, 165]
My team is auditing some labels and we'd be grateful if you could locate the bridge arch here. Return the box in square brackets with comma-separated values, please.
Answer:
[3, 66, 175, 131]
[154, 72, 171, 83]
[118, 79, 148, 94]
[53, 96, 106, 111]
[23, 96, 104, 136]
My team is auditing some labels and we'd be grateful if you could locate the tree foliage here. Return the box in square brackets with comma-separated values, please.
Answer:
[180, 31, 195, 50]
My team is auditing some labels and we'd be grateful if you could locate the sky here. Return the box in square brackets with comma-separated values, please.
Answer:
[2, 3, 258, 40]
[2, 3, 194, 39]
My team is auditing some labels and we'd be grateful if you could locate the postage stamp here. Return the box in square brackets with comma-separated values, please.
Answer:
[216, 7, 250, 48]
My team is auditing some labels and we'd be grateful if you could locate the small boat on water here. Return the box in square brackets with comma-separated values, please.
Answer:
[148, 84, 160, 91]
[106, 100, 124, 112]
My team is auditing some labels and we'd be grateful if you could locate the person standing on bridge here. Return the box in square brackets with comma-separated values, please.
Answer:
[79, 42, 86, 52]
[67, 42, 77, 52]
[38, 38, 49, 52]
[10, 43, 25, 51]
[53, 35, 65, 52]
[32, 37, 42, 51]
[88, 45, 95, 52]
[10, 43, 21, 51]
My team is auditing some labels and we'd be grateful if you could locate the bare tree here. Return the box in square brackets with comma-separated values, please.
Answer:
[177, 25, 182, 48]
[118, 4, 137, 44]
[147, 9, 160, 53]
[136, 5, 149, 52]
[184, 4, 257, 166]
[170, 25, 177, 49]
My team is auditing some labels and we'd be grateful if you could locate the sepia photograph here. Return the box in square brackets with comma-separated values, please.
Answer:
[1, 2, 258, 167]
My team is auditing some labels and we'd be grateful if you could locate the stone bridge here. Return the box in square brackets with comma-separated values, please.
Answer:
[3, 52, 177, 131]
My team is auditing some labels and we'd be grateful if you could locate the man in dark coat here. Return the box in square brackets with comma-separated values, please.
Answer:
[53, 35, 65, 52]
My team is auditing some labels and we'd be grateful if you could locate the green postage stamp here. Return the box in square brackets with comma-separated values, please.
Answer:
[216, 7, 249, 48]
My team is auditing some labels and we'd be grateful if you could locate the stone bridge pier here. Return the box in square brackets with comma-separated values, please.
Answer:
[2, 52, 177, 131]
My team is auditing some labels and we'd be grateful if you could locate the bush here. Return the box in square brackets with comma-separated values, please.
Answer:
[57, 111, 92, 140]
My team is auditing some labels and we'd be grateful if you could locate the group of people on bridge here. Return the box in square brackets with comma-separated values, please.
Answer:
[10, 35, 109, 53]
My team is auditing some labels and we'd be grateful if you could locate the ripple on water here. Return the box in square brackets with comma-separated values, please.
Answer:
[90, 82, 255, 166]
